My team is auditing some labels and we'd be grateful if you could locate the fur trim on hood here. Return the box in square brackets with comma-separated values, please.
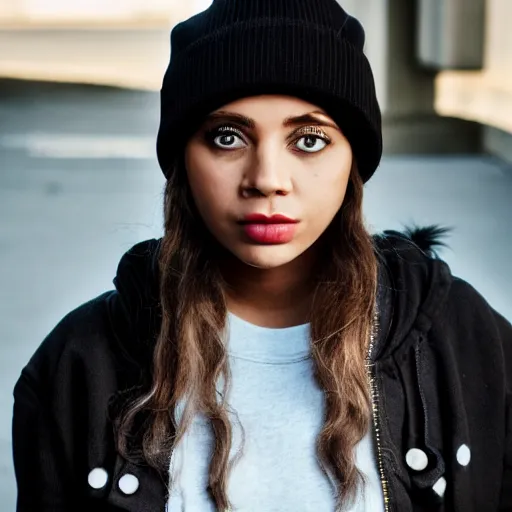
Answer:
[381, 224, 452, 259]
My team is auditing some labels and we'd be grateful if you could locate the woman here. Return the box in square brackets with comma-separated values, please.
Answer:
[12, 0, 512, 511]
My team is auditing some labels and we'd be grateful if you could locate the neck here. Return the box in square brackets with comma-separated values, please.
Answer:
[220, 249, 318, 329]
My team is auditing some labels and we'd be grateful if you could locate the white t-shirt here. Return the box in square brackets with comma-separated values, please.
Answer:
[166, 312, 385, 511]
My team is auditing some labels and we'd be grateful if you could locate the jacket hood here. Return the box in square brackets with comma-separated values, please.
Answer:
[373, 226, 453, 360]
[111, 226, 454, 362]
[111, 238, 163, 367]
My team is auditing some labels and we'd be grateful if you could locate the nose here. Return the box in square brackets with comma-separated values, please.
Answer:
[240, 143, 293, 198]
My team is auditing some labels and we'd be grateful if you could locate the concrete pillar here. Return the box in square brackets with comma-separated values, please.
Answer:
[433, 0, 512, 164]
[339, 0, 481, 154]
[482, 0, 512, 163]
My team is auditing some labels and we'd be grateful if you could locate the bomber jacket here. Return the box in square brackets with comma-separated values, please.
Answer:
[12, 230, 512, 511]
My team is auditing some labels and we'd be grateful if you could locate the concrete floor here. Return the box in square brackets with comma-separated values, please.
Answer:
[0, 80, 511, 510]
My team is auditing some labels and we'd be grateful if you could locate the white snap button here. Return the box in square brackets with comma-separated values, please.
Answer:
[456, 444, 471, 466]
[118, 473, 139, 495]
[405, 448, 428, 471]
[88, 467, 109, 490]
[433, 476, 447, 498]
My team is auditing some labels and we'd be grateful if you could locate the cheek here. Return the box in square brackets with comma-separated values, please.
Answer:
[302, 157, 351, 217]
[185, 147, 234, 218]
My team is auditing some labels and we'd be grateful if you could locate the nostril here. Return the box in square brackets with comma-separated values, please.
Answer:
[241, 187, 262, 199]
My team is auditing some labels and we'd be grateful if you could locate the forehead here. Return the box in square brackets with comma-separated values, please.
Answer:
[210, 94, 332, 123]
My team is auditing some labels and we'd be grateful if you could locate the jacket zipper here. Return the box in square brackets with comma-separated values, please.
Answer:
[366, 309, 391, 512]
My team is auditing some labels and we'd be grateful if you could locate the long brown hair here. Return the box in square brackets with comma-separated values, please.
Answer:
[116, 156, 378, 511]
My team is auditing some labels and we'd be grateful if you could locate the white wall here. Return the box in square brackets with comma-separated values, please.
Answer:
[436, 0, 512, 136]
[484, 0, 512, 83]
[0, 0, 211, 24]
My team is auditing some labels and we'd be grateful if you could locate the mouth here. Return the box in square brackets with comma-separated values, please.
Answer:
[241, 213, 298, 224]
[239, 213, 299, 244]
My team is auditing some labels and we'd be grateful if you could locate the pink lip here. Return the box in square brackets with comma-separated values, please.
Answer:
[243, 213, 298, 224]
[240, 213, 298, 244]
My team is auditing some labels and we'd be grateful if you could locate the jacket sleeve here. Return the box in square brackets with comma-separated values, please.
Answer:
[497, 309, 512, 511]
[12, 368, 74, 511]
[12, 293, 124, 512]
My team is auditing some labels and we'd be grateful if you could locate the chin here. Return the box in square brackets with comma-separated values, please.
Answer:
[234, 245, 302, 270]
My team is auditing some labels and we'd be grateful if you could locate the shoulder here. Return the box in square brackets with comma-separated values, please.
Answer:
[373, 226, 510, 358]
[440, 276, 511, 358]
[375, 226, 511, 386]
[14, 291, 118, 400]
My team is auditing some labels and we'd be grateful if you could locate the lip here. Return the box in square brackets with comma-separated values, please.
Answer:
[242, 213, 298, 224]
[240, 213, 298, 244]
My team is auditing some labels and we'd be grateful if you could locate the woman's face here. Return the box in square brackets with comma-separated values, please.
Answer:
[185, 95, 353, 269]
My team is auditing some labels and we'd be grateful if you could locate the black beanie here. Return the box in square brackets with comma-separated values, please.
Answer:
[157, 0, 382, 183]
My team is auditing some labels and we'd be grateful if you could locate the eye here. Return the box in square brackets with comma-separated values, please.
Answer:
[295, 135, 328, 153]
[209, 127, 247, 150]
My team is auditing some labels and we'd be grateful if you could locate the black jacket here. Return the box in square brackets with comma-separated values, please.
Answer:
[12, 230, 512, 512]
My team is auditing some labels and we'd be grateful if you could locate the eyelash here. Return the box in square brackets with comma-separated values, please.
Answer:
[292, 127, 332, 151]
[205, 125, 332, 150]
[205, 125, 245, 146]
[294, 126, 329, 140]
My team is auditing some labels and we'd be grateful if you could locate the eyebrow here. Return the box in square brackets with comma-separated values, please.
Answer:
[204, 110, 340, 131]
[283, 112, 340, 131]
[205, 111, 255, 129]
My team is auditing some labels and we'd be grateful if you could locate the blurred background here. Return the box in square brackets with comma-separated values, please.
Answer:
[0, 0, 511, 508]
